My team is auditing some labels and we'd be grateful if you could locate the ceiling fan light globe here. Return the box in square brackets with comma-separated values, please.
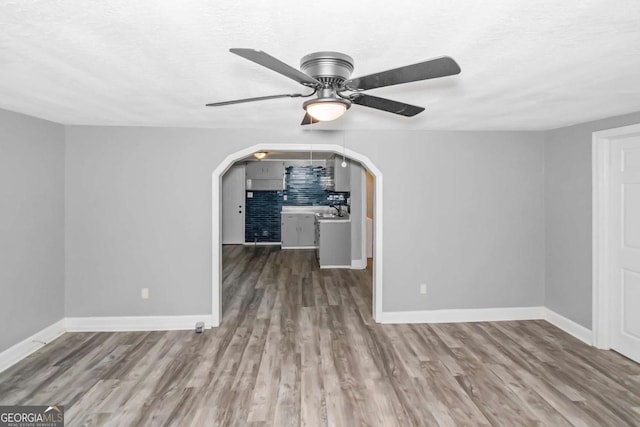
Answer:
[305, 102, 347, 122]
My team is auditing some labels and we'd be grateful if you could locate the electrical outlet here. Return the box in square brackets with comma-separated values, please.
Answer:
[419, 283, 427, 294]
[141, 288, 149, 299]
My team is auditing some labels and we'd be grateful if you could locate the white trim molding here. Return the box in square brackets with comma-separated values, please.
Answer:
[378, 306, 546, 324]
[378, 307, 594, 346]
[0, 319, 66, 374]
[360, 167, 368, 271]
[213, 143, 384, 327]
[592, 123, 640, 349]
[65, 315, 214, 332]
[593, 127, 612, 349]
[351, 259, 367, 269]
[543, 308, 593, 345]
[0, 306, 598, 373]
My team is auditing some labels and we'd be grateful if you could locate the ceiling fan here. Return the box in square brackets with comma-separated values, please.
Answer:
[206, 49, 461, 125]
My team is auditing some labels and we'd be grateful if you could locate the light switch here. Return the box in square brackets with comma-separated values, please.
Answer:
[247, 192, 253, 198]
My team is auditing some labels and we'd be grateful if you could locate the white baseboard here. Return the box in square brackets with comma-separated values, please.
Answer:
[320, 265, 351, 269]
[1, 315, 213, 372]
[543, 308, 593, 345]
[281, 246, 318, 250]
[378, 306, 594, 346]
[0, 308, 595, 374]
[0, 319, 66, 374]
[351, 259, 367, 269]
[378, 306, 546, 324]
[66, 314, 214, 332]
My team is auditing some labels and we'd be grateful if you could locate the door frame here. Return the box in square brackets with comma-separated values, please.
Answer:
[592, 123, 640, 349]
[211, 143, 383, 327]
[222, 165, 245, 244]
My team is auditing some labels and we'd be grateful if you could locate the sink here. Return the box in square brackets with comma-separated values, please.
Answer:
[316, 213, 338, 218]
[316, 212, 350, 220]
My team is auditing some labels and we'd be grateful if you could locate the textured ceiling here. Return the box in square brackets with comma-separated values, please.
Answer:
[1, 0, 639, 130]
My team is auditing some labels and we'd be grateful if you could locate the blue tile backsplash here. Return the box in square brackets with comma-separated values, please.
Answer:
[245, 191, 283, 243]
[245, 165, 349, 243]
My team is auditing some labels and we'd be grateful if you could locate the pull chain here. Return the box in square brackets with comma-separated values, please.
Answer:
[341, 135, 347, 168]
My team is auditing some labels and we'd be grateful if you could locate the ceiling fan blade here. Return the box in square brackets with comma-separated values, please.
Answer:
[300, 112, 319, 125]
[206, 93, 304, 107]
[344, 56, 460, 91]
[350, 94, 425, 117]
[230, 48, 320, 87]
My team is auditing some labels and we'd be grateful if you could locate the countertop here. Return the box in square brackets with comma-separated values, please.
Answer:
[315, 215, 350, 223]
[281, 206, 350, 222]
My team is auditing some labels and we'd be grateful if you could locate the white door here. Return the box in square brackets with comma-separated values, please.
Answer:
[610, 134, 640, 363]
[222, 166, 245, 244]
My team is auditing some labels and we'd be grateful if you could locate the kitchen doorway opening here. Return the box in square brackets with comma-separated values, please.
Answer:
[212, 144, 383, 327]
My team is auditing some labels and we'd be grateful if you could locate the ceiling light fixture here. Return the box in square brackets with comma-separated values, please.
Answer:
[253, 151, 267, 160]
[303, 88, 351, 122]
[304, 99, 350, 121]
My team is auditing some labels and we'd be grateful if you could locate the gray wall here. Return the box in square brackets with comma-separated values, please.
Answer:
[544, 111, 640, 329]
[0, 109, 65, 352]
[380, 131, 545, 311]
[64, 126, 545, 316]
[4, 104, 640, 340]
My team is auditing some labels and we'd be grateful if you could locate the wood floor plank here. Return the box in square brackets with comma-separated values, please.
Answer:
[487, 362, 572, 426]
[247, 323, 283, 422]
[2, 245, 640, 426]
[419, 360, 492, 425]
[300, 307, 327, 427]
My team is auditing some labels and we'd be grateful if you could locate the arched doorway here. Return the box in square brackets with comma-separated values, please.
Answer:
[211, 143, 383, 326]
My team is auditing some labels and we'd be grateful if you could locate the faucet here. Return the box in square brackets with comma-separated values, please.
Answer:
[329, 204, 342, 217]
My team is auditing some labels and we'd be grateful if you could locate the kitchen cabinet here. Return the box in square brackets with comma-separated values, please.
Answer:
[316, 219, 351, 268]
[329, 156, 350, 191]
[246, 161, 285, 190]
[245, 161, 284, 180]
[281, 213, 316, 248]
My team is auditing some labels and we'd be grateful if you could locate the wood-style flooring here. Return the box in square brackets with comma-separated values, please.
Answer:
[1, 246, 640, 426]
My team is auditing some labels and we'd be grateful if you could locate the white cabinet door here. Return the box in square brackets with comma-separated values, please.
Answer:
[245, 161, 265, 179]
[245, 161, 284, 180]
[263, 161, 284, 179]
[222, 166, 245, 244]
[281, 214, 299, 247]
[282, 213, 317, 248]
[298, 215, 316, 247]
[245, 161, 284, 190]
[610, 134, 640, 363]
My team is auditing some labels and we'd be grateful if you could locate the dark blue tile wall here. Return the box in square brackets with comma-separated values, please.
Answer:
[245, 190, 283, 243]
[244, 165, 350, 242]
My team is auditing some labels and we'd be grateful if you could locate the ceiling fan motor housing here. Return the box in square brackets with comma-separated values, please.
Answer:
[300, 52, 354, 86]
